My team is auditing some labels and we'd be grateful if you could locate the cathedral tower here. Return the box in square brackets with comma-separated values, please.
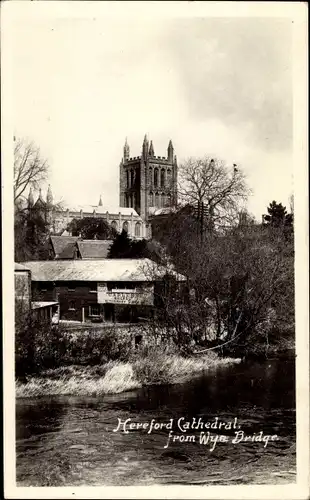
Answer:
[119, 135, 178, 220]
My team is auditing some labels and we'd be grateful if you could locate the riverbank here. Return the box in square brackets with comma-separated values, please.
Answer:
[16, 352, 241, 398]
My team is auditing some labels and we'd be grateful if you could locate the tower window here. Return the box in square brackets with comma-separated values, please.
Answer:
[131, 170, 134, 187]
[161, 169, 165, 188]
[148, 192, 153, 206]
[155, 192, 159, 207]
[126, 170, 129, 189]
[154, 168, 159, 188]
[123, 221, 129, 232]
[167, 169, 172, 187]
[149, 168, 152, 187]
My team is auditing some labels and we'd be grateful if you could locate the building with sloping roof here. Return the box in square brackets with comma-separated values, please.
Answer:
[48, 236, 113, 260]
[49, 236, 80, 259]
[24, 259, 186, 324]
[15, 263, 59, 326]
[76, 240, 112, 259]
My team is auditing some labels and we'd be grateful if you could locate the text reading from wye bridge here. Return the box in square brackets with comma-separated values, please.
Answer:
[112, 417, 279, 451]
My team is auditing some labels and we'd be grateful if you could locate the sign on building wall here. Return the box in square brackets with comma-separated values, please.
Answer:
[97, 283, 154, 305]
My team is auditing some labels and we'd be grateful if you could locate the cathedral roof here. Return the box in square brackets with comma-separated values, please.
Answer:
[67, 205, 142, 219]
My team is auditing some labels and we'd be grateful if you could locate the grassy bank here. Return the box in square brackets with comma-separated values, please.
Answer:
[16, 351, 241, 398]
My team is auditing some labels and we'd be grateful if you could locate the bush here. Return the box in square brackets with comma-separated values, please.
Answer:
[15, 315, 68, 378]
[15, 320, 133, 378]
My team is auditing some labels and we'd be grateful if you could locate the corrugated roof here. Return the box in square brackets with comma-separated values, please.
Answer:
[50, 236, 79, 257]
[77, 240, 112, 259]
[23, 259, 186, 282]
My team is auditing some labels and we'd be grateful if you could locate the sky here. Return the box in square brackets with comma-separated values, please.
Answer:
[9, 3, 295, 220]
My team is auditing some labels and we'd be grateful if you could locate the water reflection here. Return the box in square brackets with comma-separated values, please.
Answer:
[16, 359, 295, 486]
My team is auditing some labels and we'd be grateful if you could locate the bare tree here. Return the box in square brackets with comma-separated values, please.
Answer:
[178, 156, 251, 229]
[150, 214, 294, 357]
[14, 136, 49, 204]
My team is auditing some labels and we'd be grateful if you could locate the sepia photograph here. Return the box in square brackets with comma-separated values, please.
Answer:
[2, 1, 308, 499]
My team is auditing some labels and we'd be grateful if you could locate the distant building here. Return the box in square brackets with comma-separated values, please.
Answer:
[24, 259, 186, 324]
[49, 236, 80, 259]
[119, 135, 178, 221]
[48, 236, 112, 260]
[25, 134, 178, 240]
[15, 262, 59, 324]
[27, 188, 148, 240]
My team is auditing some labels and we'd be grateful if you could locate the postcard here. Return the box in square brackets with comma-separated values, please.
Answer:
[2, 1, 309, 499]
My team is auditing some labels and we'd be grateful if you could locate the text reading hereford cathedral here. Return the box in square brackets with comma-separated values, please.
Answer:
[28, 135, 178, 240]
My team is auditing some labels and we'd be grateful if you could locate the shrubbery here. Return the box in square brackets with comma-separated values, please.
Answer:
[15, 318, 132, 378]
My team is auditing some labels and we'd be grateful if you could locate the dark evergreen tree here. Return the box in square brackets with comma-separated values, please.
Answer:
[68, 217, 116, 240]
[107, 230, 159, 260]
[263, 200, 293, 229]
[15, 205, 50, 261]
[107, 229, 133, 258]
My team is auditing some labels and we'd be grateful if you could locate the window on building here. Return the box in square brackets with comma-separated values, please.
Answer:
[154, 168, 158, 188]
[155, 192, 159, 206]
[131, 170, 134, 187]
[167, 169, 172, 187]
[160, 168, 165, 188]
[149, 168, 152, 187]
[89, 305, 100, 317]
[148, 192, 153, 207]
[107, 282, 137, 291]
[123, 221, 129, 232]
[126, 170, 129, 188]
[90, 283, 97, 293]
[135, 222, 141, 237]
[68, 300, 76, 311]
[111, 220, 118, 231]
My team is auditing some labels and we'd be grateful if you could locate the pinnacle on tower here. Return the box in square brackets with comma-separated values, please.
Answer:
[149, 140, 154, 157]
[167, 139, 174, 161]
[98, 194, 103, 206]
[123, 137, 130, 161]
[46, 184, 53, 205]
[28, 187, 34, 207]
[142, 134, 149, 159]
[38, 188, 44, 202]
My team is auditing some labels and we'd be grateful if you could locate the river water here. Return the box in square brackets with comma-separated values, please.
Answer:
[16, 358, 295, 486]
